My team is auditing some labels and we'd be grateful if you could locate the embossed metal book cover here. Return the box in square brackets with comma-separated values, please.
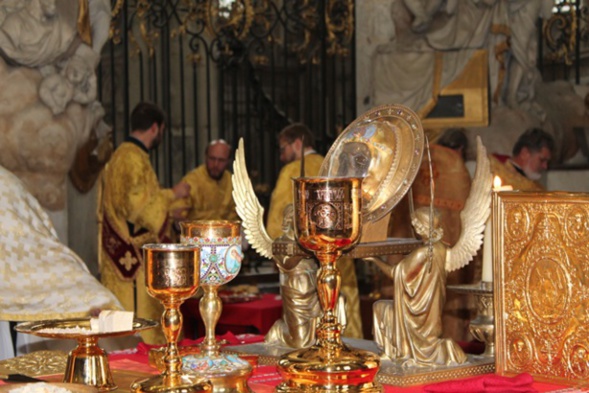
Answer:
[493, 191, 589, 384]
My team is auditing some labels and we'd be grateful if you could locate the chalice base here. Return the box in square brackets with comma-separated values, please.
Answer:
[183, 353, 254, 393]
[275, 344, 382, 393]
[131, 374, 211, 393]
[64, 340, 116, 391]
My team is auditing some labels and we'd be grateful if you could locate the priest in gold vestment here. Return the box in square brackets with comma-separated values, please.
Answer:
[98, 102, 191, 344]
[266, 124, 324, 240]
[180, 139, 238, 221]
[489, 128, 554, 191]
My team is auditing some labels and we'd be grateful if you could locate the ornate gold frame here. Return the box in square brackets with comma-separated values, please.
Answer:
[493, 191, 589, 385]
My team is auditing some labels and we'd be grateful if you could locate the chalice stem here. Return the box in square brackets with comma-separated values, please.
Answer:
[316, 251, 343, 351]
[200, 285, 222, 355]
[162, 301, 184, 379]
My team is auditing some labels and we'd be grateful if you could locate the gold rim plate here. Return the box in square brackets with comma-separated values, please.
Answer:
[14, 317, 157, 340]
[0, 383, 97, 393]
[319, 104, 424, 223]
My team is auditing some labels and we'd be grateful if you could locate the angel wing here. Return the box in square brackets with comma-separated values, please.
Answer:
[445, 136, 493, 272]
[232, 138, 274, 259]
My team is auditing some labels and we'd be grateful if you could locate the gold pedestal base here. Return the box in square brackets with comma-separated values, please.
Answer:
[276, 344, 382, 393]
[131, 374, 212, 393]
[200, 372, 252, 393]
[64, 338, 116, 391]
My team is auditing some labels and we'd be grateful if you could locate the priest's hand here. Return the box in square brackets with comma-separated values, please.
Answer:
[171, 205, 190, 221]
[172, 181, 191, 199]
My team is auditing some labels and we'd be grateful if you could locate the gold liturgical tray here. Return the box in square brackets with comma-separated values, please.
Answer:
[319, 104, 424, 223]
[493, 191, 589, 385]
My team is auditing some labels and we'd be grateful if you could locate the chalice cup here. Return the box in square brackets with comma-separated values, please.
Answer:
[132, 244, 212, 393]
[276, 177, 381, 393]
[180, 220, 253, 393]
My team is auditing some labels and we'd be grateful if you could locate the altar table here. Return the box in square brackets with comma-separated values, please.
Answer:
[0, 333, 579, 393]
[181, 294, 283, 338]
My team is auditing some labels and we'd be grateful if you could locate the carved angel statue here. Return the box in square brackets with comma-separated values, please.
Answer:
[367, 136, 493, 367]
[232, 138, 344, 348]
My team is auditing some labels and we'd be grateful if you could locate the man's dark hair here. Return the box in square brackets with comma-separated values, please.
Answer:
[437, 128, 468, 152]
[130, 102, 166, 132]
[279, 123, 315, 148]
[512, 128, 555, 156]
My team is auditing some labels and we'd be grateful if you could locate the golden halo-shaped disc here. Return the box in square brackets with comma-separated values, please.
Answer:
[319, 104, 424, 223]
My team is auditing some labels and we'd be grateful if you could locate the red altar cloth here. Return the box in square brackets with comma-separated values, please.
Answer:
[181, 293, 282, 338]
[0, 333, 575, 392]
[105, 333, 575, 393]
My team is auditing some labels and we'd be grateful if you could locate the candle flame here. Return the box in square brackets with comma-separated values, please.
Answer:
[493, 176, 502, 189]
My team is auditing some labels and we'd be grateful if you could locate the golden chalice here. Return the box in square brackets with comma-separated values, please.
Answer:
[132, 244, 212, 393]
[180, 220, 253, 393]
[276, 177, 381, 393]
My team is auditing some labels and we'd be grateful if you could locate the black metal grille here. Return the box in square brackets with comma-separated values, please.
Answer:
[99, 0, 356, 196]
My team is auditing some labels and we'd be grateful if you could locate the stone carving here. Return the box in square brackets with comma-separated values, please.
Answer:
[0, 0, 112, 208]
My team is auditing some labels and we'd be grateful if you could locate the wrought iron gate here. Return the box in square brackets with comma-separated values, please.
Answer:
[99, 0, 356, 200]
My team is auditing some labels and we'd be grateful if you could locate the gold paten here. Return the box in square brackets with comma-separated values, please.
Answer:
[0, 350, 67, 377]
[319, 104, 424, 226]
[178, 220, 253, 393]
[275, 177, 381, 393]
[14, 318, 156, 391]
[493, 191, 589, 384]
[132, 244, 211, 393]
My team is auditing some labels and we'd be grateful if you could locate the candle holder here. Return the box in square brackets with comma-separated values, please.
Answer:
[447, 281, 494, 357]
[132, 244, 211, 393]
[276, 177, 381, 393]
[180, 220, 253, 393]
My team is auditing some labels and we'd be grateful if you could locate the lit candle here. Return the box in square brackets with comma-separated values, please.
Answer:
[482, 176, 513, 282]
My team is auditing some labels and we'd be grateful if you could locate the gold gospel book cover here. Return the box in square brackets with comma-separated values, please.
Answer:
[493, 191, 589, 385]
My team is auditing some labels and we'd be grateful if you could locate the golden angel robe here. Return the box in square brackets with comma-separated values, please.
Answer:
[388, 144, 474, 341]
[180, 165, 238, 221]
[267, 153, 363, 338]
[374, 242, 467, 366]
[98, 139, 174, 344]
[265, 258, 322, 347]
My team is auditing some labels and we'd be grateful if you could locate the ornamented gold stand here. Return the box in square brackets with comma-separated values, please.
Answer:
[275, 177, 381, 393]
[447, 281, 495, 357]
[15, 318, 156, 391]
[131, 244, 211, 393]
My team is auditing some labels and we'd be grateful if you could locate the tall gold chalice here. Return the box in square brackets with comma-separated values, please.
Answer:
[276, 177, 381, 393]
[132, 244, 212, 393]
[179, 220, 253, 393]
